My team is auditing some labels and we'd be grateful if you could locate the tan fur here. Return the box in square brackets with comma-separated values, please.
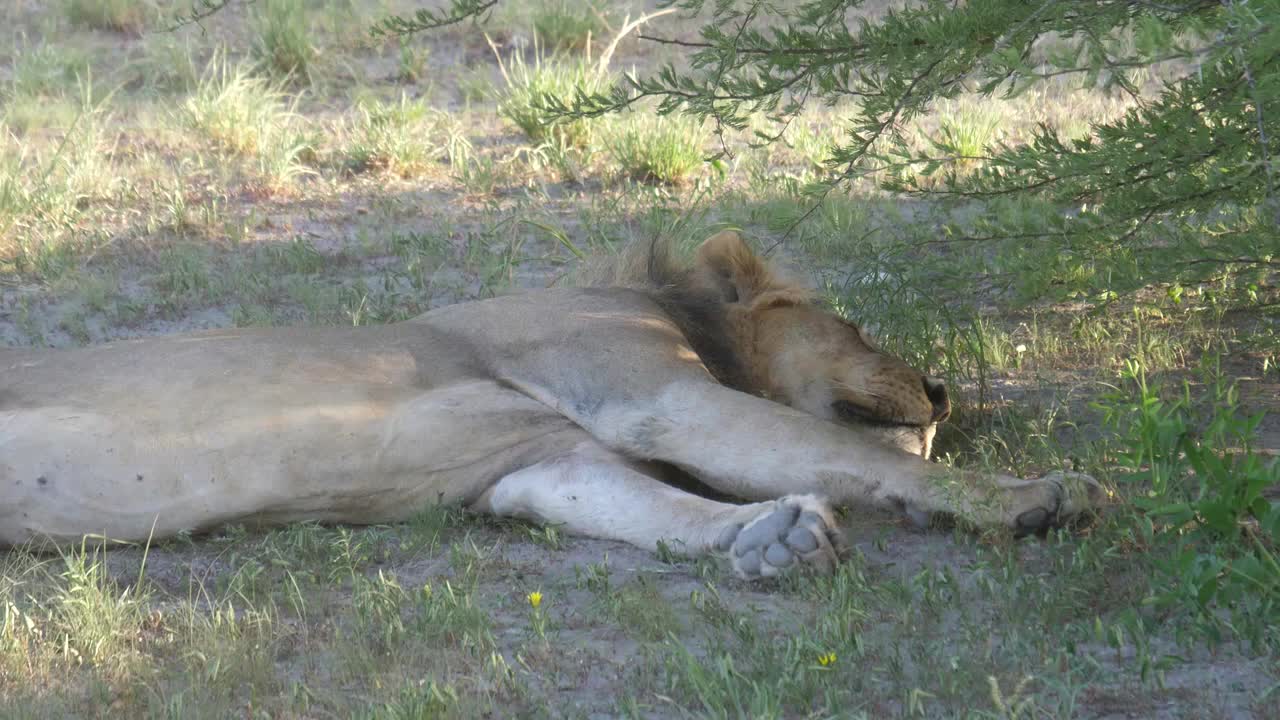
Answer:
[698, 230, 798, 298]
[0, 232, 1098, 575]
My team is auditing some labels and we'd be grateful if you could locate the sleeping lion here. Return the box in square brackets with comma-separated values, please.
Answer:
[0, 231, 1099, 578]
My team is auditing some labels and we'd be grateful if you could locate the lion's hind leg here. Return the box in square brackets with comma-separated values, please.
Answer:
[470, 442, 846, 579]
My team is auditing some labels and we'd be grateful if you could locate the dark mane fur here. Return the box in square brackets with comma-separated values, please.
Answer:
[640, 238, 753, 392]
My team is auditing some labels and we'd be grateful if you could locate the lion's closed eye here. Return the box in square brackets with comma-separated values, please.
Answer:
[832, 400, 894, 427]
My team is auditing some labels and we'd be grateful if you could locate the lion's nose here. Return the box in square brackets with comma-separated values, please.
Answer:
[923, 376, 950, 423]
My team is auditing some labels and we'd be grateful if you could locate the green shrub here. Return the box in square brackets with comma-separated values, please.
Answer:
[606, 112, 707, 185]
[251, 0, 316, 79]
[182, 55, 314, 191]
[532, 0, 608, 51]
[933, 100, 1004, 165]
[62, 0, 157, 33]
[344, 95, 449, 177]
[182, 56, 299, 156]
[1098, 358, 1279, 636]
[496, 52, 609, 148]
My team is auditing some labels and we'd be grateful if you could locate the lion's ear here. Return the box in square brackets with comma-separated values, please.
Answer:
[746, 288, 811, 313]
[695, 231, 782, 303]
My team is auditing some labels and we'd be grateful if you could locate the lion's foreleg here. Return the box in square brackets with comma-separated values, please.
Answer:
[588, 383, 1098, 532]
[470, 442, 846, 578]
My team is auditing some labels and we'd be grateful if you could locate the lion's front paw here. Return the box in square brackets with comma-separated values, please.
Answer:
[1008, 470, 1103, 536]
[714, 495, 846, 579]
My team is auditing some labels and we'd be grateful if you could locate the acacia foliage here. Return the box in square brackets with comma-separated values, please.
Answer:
[380, 0, 1277, 299]
[177, 1, 1279, 295]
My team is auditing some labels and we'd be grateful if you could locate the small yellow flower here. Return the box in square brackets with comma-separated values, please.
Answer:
[817, 651, 837, 667]
[527, 590, 543, 609]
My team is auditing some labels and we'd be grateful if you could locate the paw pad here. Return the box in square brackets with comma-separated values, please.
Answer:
[724, 495, 844, 579]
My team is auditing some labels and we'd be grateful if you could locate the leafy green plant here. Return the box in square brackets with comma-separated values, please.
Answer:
[605, 111, 707, 185]
[448, 143, 512, 196]
[2, 90, 115, 278]
[62, 0, 158, 33]
[356, 681, 458, 720]
[414, 580, 494, 653]
[494, 49, 608, 148]
[51, 541, 150, 671]
[782, 116, 842, 172]
[344, 95, 449, 177]
[254, 127, 316, 191]
[352, 570, 409, 651]
[930, 100, 1004, 170]
[181, 53, 315, 191]
[182, 55, 300, 156]
[251, 0, 316, 80]
[137, 34, 201, 93]
[395, 37, 429, 83]
[155, 244, 214, 306]
[1098, 358, 1279, 627]
[532, 0, 608, 51]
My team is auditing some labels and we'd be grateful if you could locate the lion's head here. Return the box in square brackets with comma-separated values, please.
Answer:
[650, 231, 950, 458]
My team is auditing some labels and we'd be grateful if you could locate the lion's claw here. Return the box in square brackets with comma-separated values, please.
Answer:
[721, 495, 845, 579]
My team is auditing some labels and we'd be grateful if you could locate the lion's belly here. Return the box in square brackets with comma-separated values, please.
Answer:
[0, 380, 587, 546]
